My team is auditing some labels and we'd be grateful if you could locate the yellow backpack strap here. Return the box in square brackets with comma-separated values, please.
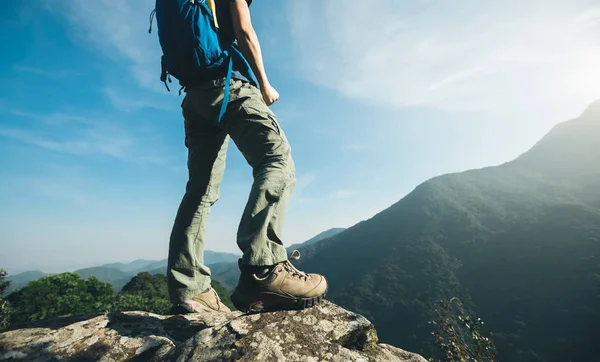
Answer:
[207, 0, 219, 28]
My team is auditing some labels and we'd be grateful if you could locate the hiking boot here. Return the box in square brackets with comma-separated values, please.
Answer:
[170, 287, 231, 314]
[231, 250, 327, 313]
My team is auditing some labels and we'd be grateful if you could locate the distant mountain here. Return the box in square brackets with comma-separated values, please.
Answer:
[208, 262, 240, 290]
[75, 267, 130, 280]
[3, 251, 242, 295]
[286, 228, 345, 252]
[147, 266, 167, 276]
[204, 250, 241, 265]
[295, 100, 600, 362]
[70, 250, 239, 291]
[5, 271, 49, 293]
[144, 251, 243, 284]
[106, 251, 240, 276]
[74, 267, 132, 291]
[142, 260, 167, 273]
[6, 271, 48, 283]
[100, 260, 157, 274]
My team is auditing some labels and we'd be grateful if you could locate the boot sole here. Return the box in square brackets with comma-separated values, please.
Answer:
[231, 289, 327, 313]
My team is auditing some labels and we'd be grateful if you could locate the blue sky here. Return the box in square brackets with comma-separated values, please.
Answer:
[1, 0, 599, 273]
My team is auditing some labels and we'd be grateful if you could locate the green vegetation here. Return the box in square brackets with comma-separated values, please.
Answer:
[74, 267, 132, 291]
[120, 272, 169, 298]
[1, 270, 233, 329]
[114, 272, 233, 312]
[5, 271, 48, 294]
[211, 279, 234, 310]
[114, 272, 171, 315]
[429, 298, 496, 362]
[295, 103, 600, 362]
[6, 273, 114, 326]
[210, 262, 240, 290]
[0, 270, 11, 331]
[286, 227, 345, 252]
[7, 251, 241, 295]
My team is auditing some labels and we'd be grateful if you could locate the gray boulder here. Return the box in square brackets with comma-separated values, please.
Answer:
[0, 301, 427, 362]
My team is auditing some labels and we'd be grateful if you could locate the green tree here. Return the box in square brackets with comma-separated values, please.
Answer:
[429, 298, 497, 362]
[211, 279, 234, 310]
[0, 269, 11, 330]
[6, 273, 115, 326]
[115, 272, 170, 314]
[113, 294, 171, 315]
[114, 272, 234, 313]
[120, 272, 168, 298]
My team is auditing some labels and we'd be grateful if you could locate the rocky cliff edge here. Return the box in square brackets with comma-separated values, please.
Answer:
[0, 301, 427, 362]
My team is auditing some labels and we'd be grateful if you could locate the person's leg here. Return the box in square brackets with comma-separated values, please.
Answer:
[167, 90, 229, 306]
[223, 80, 295, 267]
[222, 80, 327, 312]
[173, 78, 327, 312]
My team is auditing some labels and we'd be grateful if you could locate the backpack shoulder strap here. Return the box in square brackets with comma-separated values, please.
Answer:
[207, 0, 220, 28]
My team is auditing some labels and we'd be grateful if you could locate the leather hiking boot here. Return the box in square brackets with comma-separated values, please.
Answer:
[231, 250, 328, 313]
[170, 287, 231, 314]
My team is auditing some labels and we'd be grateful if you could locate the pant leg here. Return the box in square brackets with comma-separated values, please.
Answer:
[223, 80, 296, 267]
[167, 91, 229, 304]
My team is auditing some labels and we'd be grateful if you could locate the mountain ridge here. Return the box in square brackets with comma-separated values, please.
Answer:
[294, 99, 600, 362]
[286, 227, 345, 252]
[5, 250, 241, 293]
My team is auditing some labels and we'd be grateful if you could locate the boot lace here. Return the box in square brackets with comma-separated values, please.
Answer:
[211, 288, 225, 311]
[282, 250, 311, 280]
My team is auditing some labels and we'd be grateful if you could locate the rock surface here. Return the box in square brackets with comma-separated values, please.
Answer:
[0, 301, 427, 362]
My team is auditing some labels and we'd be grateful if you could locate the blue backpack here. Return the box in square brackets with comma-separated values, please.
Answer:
[150, 0, 235, 121]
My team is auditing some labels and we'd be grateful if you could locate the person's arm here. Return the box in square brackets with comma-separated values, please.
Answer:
[230, 0, 279, 105]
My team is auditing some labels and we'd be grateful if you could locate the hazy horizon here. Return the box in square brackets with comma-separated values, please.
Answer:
[1, 0, 600, 273]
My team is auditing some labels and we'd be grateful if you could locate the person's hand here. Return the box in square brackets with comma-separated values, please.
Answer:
[261, 83, 279, 106]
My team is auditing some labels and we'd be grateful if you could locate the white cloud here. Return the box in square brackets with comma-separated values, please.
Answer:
[104, 87, 176, 112]
[13, 65, 75, 79]
[43, 0, 600, 119]
[46, 0, 164, 92]
[328, 189, 359, 200]
[290, 172, 317, 205]
[2, 111, 170, 165]
[287, 0, 600, 115]
[10, 110, 97, 126]
[0, 126, 133, 160]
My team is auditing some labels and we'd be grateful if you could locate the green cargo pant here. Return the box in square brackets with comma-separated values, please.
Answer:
[167, 78, 295, 304]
